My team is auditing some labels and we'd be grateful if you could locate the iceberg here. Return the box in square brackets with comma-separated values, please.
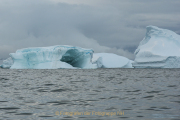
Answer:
[5, 45, 97, 69]
[93, 53, 133, 68]
[133, 26, 180, 68]
[1, 45, 134, 69]
[0, 57, 13, 69]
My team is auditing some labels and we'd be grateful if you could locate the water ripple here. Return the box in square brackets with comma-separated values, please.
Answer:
[0, 69, 179, 119]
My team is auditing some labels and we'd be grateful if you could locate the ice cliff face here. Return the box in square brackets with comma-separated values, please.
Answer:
[7, 45, 96, 69]
[133, 26, 180, 68]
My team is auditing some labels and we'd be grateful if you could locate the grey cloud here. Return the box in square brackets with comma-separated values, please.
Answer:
[0, 0, 180, 60]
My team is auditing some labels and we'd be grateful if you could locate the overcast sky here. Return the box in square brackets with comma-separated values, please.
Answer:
[0, 0, 180, 60]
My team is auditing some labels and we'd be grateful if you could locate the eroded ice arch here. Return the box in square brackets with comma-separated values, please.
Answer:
[8, 45, 96, 69]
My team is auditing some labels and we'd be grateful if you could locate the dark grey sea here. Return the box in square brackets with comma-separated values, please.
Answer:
[0, 69, 180, 120]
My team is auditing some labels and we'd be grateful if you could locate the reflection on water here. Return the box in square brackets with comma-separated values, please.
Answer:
[0, 69, 180, 119]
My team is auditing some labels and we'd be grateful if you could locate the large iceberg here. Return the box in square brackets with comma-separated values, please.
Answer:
[133, 26, 180, 68]
[1, 45, 133, 69]
[4, 45, 97, 69]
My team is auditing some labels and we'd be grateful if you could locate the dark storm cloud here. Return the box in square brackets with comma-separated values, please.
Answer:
[0, 0, 180, 60]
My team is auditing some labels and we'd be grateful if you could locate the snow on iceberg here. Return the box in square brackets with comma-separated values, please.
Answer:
[7, 45, 97, 69]
[93, 53, 133, 68]
[133, 26, 180, 68]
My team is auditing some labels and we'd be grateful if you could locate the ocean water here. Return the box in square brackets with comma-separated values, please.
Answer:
[0, 69, 180, 120]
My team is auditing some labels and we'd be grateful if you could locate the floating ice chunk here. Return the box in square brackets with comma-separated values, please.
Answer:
[133, 26, 180, 68]
[94, 53, 133, 68]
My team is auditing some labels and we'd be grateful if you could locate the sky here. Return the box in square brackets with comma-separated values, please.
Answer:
[0, 0, 180, 60]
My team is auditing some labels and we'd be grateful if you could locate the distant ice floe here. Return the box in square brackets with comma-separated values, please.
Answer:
[132, 26, 180, 68]
[1, 45, 133, 69]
